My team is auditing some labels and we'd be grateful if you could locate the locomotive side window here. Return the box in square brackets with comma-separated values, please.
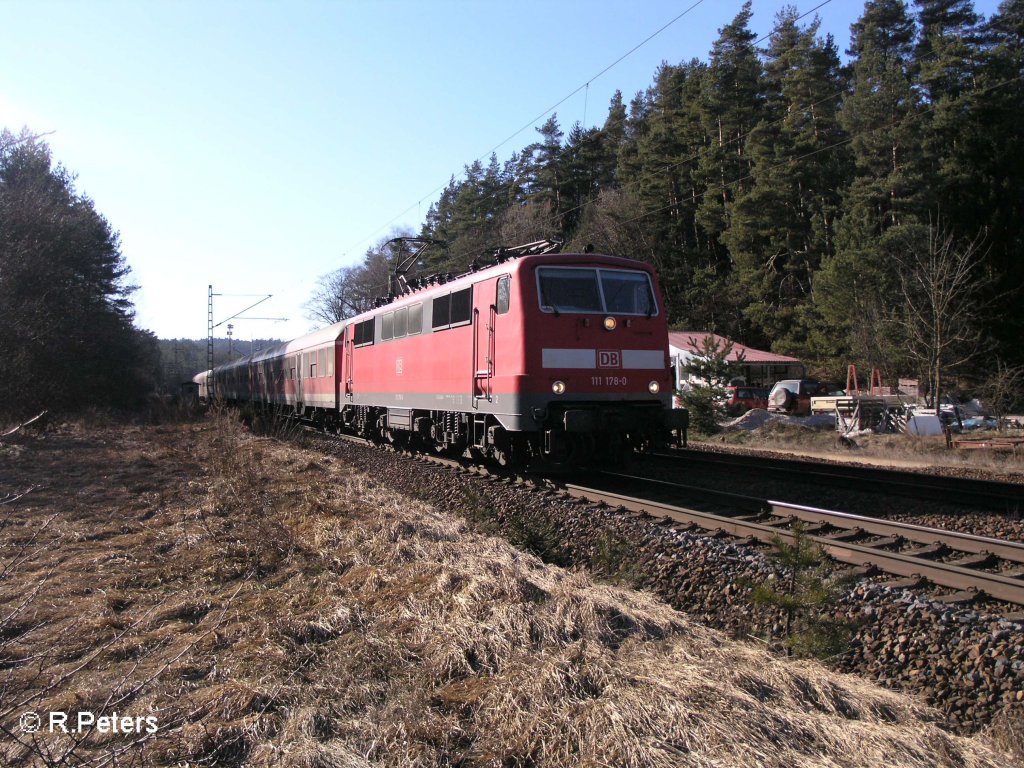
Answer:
[381, 312, 394, 341]
[432, 294, 451, 329]
[431, 288, 472, 330]
[496, 276, 510, 314]
[394, 307, 408, 338]
[408, 303, 422, 335]
[449, 287, 472, 326]
[353, 319, 374, 347]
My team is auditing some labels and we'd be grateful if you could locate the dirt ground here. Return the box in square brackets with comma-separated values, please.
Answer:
[0, 413, 1019, 767]
[705, 409, 1024, 481]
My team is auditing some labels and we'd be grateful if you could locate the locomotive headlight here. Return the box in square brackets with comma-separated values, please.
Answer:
[648, 380, 661, 394]
[603, 316, 617, 331]
[552, 380, 567, 395]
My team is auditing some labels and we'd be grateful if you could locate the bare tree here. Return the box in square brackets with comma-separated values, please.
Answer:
[978, 360, 1024, 431]
[567, 188, 655, 261]
[498, 201, 560, 249]
[891, 221, 990, 407]
[304, 263, 375, 326]
[303, 236, 406, 326]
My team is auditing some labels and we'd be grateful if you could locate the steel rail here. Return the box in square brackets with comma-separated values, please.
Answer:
[656, 448, 1024, 511]
[562, 483, 1024, 606]
[601, 470, 1024, 563]
[768, 501, 1024, 563]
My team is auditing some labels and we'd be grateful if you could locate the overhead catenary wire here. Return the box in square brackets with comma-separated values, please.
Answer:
[337, 0, 853, 300]
[340, 0, 710, 258]
[343, 0, 839, 268]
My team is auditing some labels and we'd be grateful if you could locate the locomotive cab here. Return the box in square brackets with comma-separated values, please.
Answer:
[511, 254, 684, 466]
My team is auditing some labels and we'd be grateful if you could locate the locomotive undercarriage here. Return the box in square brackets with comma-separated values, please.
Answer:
[235, 398, 681, 471]
[329, 401, 674, 470]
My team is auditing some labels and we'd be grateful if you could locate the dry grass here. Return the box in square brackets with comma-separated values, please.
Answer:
[0, 413, 1016, 766]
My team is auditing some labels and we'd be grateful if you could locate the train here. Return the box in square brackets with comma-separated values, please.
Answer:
[194, 240, 688, 468]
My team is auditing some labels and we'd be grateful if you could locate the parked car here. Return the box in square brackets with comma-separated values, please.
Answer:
[725, 385, 769, 415]
[767, 379, 829, 416]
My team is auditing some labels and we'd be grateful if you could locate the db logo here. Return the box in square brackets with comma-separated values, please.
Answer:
[598, 350, 621, 368]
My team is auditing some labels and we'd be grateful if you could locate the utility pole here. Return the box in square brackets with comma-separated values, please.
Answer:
[206, 286, 287, 399]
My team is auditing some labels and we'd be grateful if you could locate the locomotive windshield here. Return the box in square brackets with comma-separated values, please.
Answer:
[537, 267, 657, 316]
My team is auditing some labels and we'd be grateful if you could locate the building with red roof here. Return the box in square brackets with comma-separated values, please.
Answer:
[668, 331, 805, 388]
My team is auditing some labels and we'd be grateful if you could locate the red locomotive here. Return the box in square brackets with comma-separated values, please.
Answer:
[195, 241, 687, 467]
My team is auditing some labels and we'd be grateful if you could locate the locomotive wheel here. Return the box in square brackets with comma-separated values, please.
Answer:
[493, 445, 516, 469]
[493, 434, 530, 470]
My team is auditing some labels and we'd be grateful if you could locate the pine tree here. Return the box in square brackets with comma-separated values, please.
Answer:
[691, 2, 765, 335]
[623, 60, 712, 325]
[725, 10, 851, 351]
[694, 2, 764, 257]
[750, 523, 855, 659]
[914, 0, 988, 238]
[976, 0, 1024, 366]
[561, 122, 604, 236]
[815, 0, 926, 370]
[519, 115, 567, 235]
[0, 131, 153, 414]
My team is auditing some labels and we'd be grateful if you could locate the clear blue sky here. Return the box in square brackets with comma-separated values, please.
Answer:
[1, 0, 1003, 343]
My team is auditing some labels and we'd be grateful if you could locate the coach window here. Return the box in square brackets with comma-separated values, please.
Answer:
[408, 303, 422, 335]
[381, 312, 394, 341]
[326, 349, 334, 376]
[318, 348, 327, 376]
[394, 307, 408, 338]
[496, 276, 510, 314]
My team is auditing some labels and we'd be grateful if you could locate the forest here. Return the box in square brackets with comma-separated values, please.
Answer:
[0, 131, 159, 416]
[310, 0, 1024, 404]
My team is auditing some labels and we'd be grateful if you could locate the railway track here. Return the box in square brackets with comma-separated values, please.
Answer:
[562, 470, 1024, 613]
[656, 448, 1024, 511]
[307, 429, 1024, 731]
[318, 429, 1024, 611]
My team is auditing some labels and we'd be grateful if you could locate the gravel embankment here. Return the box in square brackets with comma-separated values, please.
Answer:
[316, 436, 1024, 734]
